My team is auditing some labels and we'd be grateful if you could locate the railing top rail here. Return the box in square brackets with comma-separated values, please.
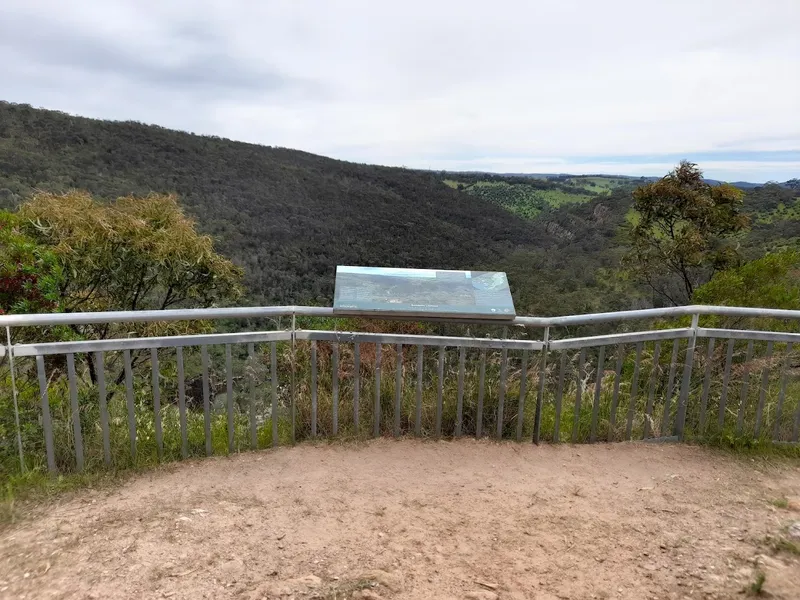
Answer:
[2, 304, 800, 329]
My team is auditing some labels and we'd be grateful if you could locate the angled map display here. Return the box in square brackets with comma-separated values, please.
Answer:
[333, 266, 516, 319]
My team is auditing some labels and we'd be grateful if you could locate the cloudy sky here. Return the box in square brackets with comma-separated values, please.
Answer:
[2, 0, 798, 181]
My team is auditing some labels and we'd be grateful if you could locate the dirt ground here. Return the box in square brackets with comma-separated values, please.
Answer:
[1, 440, 799, 600]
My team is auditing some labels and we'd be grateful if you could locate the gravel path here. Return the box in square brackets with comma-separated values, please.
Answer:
[2, 439, 799, 600]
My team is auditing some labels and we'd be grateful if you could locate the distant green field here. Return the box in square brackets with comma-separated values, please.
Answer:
[547, 176, 636, 194]
[446, 179, 593, 218]
[754, 197, 800, 224]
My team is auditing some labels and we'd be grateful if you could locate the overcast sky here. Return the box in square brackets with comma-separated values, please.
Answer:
[2, 0, 798, 181]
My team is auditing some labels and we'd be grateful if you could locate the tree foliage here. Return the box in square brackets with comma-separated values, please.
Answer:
[0, 211, 61, 315]
[624, 161, 749, 306]
[6, 191, 244, 383]
[19, 191, 243, 316]
[694, 250, 800, 310]
[693, 250, 800, 332]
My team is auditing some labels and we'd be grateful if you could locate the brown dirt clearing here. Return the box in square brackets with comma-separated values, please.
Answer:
[2, 440, 799, 600]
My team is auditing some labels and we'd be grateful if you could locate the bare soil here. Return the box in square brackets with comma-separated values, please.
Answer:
[2, 440, 799, 600]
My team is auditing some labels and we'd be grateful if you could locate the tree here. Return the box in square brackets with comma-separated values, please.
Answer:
[17, 191, 244, 382]
[694, 250, 800, 309]
[623, 161, 749, 306]
[693, 250, 800, 331]
[19, 191, 243, 316]
[0, 211, 61, 316]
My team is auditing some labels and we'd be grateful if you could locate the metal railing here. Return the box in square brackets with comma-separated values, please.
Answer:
[2, 305, 799, 474]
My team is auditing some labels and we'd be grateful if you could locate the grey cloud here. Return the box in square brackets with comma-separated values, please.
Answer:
[0, 14, 318, 98]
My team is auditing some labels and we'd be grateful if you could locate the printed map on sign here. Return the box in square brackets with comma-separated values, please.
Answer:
[333, 266, 516, 319]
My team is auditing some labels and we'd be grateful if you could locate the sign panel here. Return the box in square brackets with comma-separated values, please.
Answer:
[333, 266, 516, 319]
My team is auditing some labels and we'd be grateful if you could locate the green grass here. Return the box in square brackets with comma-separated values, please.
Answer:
[445, 180, 593, 219]
[747, 570, 766, 596]
[773, 538, 800, 556]
[770, 497, 790, 509]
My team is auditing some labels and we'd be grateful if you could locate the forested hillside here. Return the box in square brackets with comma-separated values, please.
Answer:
[1, 101, 798, 316]
[0, 102, 554, 305]
[442, 170, 800, 314]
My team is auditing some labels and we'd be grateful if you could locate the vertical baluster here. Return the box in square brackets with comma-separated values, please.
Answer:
[374, 344, 382, 437]
[675, 315, 698, 438]
[456, 346, 466, 437]
[496, 348, 508, 438]
[226, 344, 234, 453]
[290, 314, 296, 445]
[644, 342, 661, 439]
[590, 346, 606, 442]
[533, 327, 550, 444]
[435, 347, 445, 438]
[553, 352, 566, 442]
[248, 343, 257, 449]
[793, 398, 800, 443]
[271, 342, 278, 446]
[311, 341, 318, 437]
[415, 345, 423, 435]
[736, 340, 754, 434]
[699, 338, 715, 433]
[476, 348, 487, 438]
[124, 349, 136, 461]
[333, 343, 340, 436]
[773, 342, 793, 441]
[176, 347, 188, 459]
[5, 327, 23, 472]
[36, 355, 56, 472]
[95, 351, 111, 465]
[515, 350, 529, 442]
[753, 341, 773, 437]
[661, 340, 680, 436]
[66, 353, 84, 471]
[608, 344, 624, 442]
[626, 342, 643, 440]
[572, 348, 586, 443]
[394, 344, 402, 437]
[201, 346, 212, 456]
[353, 343, 361, 433]
[718, 339, 735, 429]
[151, 348, 163, 460]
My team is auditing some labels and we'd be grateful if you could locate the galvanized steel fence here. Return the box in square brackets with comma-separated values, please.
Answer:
[1, 305, 799, 474]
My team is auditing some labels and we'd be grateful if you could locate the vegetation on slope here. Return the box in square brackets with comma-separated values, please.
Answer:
[0, 102, 552, 305]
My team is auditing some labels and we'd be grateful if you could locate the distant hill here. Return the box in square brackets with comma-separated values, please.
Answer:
[0, 101, 554, 305]
[1, 101, 797, 316]
[447, 172, 794, 190]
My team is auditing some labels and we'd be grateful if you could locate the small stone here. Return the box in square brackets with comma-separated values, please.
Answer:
[360, 570, 402, 592]
[465, 592, 498, 600]
[788, 521, 800, 540]
[219, 559, 244, 577]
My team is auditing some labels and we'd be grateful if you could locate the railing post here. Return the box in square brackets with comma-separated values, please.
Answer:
[533, 326, 550, 444]
[675, 313, 698, 439]
[5, 326, 25, 473]
[290, 311, 296, 445]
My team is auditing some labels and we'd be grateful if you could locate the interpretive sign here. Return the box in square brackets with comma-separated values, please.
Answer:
[333, 266, 516, 319]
